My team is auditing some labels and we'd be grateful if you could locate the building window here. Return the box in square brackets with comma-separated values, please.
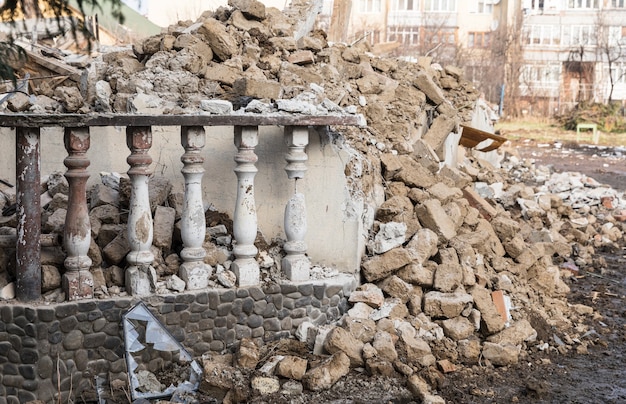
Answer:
[563, 25, 596, 46]
[425, 0, 457, 12]
[468, 32, 491, 47]
[524, 25, 561, 46]
[567, 0, 599, 9]
[426, 28, 456, 44]
[387, 26, 420, 46]
[471, 0, 494, 13]
[607, 63, 626, 84]
[608, 26, 626, 46]
[612, 0, 625, 8]
[359, 0, 382, 13]
[521, 64, 561, 85]
[393, 0, 418, 11]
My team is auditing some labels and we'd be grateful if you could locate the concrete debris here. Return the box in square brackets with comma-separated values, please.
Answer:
[3, 0, 626, 401]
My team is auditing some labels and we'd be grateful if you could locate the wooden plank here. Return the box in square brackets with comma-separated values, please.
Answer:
[23, 49, 83, 82]
[0, 113, 366, 128]
[459, 124, 507, 152]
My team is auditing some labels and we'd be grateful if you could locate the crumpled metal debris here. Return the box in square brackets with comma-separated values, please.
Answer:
[122, 301, 202, 401]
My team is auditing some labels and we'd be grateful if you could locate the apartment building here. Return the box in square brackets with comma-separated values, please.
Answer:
[521, 0, 626, 114]
[322, 0, 626, 116]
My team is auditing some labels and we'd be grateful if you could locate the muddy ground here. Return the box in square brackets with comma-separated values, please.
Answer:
[440, 138, 626, 404]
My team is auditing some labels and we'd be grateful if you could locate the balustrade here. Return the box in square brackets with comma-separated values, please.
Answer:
[232, 126, 260, 287]
[125, 126, 156, 296]
[282, 127, 310, 281]
[179, 126, 211, 289]
[1, 113, 362, 301]
[63, 127, 93, 300]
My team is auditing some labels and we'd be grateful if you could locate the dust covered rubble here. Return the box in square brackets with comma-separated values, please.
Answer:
[1, 1, 625, 402]
[186, 150, 626, 403]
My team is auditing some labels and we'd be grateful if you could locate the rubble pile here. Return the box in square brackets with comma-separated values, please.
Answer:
[192, 150, 626, 402]
[2, 0, 626, 402]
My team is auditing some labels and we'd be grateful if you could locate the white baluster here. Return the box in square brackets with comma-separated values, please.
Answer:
[232, 126, 259, 286]
[282, 126, 310, 281]
[179, 126, 212, 289]
[125, 126, 156, 296]
[63, 127, 93, 300]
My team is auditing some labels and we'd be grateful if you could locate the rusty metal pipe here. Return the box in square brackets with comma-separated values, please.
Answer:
[16, 127, 41, 301]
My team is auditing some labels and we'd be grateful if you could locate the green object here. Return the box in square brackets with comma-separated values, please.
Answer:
[576, 123, 599, 144]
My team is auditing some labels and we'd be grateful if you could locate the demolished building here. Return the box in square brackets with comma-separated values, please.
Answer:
[0, 0, 625, 402]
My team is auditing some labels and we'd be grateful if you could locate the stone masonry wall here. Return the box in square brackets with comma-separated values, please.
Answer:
[0, 276, 355, 403]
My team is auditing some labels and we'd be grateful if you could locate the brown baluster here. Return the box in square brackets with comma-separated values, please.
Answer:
[63, 127, 93, 300]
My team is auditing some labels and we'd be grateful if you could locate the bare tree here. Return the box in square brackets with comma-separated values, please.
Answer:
[565, 44, 595, 103]
[419, 12, 457, 65]
[0, 0, 124, 81]
[500, 9, 524, 118]
[595, 8, 626, 103]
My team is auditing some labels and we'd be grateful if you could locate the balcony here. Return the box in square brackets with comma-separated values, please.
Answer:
[0, 112, 364, 302]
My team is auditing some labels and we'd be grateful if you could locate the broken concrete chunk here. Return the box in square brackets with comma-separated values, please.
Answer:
[276, 355, 308, 380]
[416, 199, 458, 242]
[441, 316, 475, 341]
[433, 251, 463, 292]
[200, 99, 233, 114]
[302, 352, 350, 391]
[423, 290, 473, 319]
[487, 319, 537, 345]
[395, 155, 437, 189]
[7, 91, 33, 112]
[348, 283, 384, 308]
[361, 247, 413, 282]
[198, 18, 238, 62]
[234, 77, 282, 99]
[379, 275, 413, 303]
[372, 331, 398, 362]
[422, 115, 457, 159]
[54, 86, 84, 112]
[287, 50, 316, 65]
[372, 222, 407, 254]
[323, 327, 364, 367]
[413, 71, 446, 105]
[229, 0, 266, 20]
[471, 285, 506, 335]
[236, 338, 259, 369]
[481, 342, 520, 366]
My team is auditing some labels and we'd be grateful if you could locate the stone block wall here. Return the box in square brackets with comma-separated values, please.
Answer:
[0, 275, 356, 403]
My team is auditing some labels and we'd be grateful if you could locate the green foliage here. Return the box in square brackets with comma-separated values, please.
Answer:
[558, 102, 626, 133]
[0, 0, 124, 83]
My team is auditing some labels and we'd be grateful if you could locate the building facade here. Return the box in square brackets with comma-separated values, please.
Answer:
[322, 0, 626, 116]
[520, 0, 626, 114]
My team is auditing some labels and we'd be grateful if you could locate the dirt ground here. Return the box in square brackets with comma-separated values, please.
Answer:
[434, 138, 626, 404]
